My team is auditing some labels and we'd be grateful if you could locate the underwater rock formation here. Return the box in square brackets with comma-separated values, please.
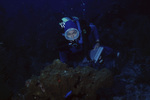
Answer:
[13, 59, 113, 100]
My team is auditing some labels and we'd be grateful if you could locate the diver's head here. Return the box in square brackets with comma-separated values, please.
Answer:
[59, 17, 79, 41]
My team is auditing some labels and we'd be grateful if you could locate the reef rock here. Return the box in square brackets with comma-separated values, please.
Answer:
[13, 59, 113, 100]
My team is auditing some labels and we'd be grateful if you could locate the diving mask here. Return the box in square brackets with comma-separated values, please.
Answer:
[64, 28, 79, 41]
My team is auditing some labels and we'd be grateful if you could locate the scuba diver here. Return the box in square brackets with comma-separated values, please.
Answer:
[57, 16, 101, 66]
[57, 16, 116, 68]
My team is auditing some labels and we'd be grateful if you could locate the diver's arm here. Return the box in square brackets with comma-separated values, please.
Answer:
[89, 23, 100, 49]
[89, 23, 100, 40]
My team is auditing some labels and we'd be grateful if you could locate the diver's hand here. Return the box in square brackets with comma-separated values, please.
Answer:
[93, 43, 100, 50]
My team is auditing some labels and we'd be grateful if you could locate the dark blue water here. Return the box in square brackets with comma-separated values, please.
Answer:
[0, 0, 150, 99]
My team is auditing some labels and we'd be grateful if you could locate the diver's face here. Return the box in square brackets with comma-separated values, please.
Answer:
[65, 28, 79, 41]
[67, 29, 78, 40]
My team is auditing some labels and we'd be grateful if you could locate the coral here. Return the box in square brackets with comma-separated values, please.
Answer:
[13, 59, 113, 100]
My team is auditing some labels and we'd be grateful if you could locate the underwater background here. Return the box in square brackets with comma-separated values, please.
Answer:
[0, 0, 150, 100]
